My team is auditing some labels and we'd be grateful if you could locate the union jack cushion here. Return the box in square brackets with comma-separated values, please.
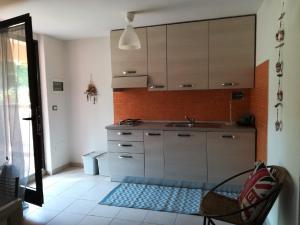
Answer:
[238, 162, 277, 222]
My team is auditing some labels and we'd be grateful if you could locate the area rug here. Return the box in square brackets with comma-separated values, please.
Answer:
[99, 182, 239, 215]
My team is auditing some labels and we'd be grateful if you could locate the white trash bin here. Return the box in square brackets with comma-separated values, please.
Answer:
[96, 153, 110, 177]
[82, 151, 102, 175]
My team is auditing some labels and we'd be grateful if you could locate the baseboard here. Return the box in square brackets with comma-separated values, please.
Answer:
[69, 162, 83, 168]
[51, 163, 70, 175]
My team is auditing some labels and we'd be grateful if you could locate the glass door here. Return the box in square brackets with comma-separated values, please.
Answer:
[0, 14, 44, 206]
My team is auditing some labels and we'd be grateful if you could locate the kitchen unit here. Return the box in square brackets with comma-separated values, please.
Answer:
[110, 15, 255, 90]
[106, 121, 255, 185]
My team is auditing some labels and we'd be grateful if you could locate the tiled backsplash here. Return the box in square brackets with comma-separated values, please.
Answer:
[113, 89, 251, 123]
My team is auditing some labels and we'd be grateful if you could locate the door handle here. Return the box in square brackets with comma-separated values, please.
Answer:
[122, 71, 136, 75]
[146, 133, 161, 136]
[118, 144, 133, 147]
[222, 135, 237, 139]
[221, 82, 237, 87]
[22, 117, 33, 121]
[119, 155, 133, 159]
[179, 84, 194, 88]
[117, 132, 132, 136]
[150, 85, 165, 89]
[177, 134, 191, 137]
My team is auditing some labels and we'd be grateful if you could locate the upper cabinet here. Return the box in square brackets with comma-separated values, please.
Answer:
[147, 25, 167, 91]
[167, 21, 209, 90]
[110, 28, 148, 77]
[209, 16, 255, 89]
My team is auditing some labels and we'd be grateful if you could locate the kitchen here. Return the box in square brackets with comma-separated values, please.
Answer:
[0, 1, 299, 225]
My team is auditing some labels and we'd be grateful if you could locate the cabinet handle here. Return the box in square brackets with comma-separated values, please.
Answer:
[222, 135, 237, 139]
[179, 84, 194, 88]
[150, 85, 165, 89]
[119, 155, 133, 159]
[146, 133, 161, 136]
[123, 71, 136, 75]
[117, 132, 132, 136]
[177, 134, 191, 137]
[118, 144, 133, 147]
[221, 82, 237, 87]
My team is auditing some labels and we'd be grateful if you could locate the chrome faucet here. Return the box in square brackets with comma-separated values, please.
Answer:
[185, 115, 196, 125]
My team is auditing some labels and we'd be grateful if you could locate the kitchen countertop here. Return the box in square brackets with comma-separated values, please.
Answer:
[105, 121, 256, 132]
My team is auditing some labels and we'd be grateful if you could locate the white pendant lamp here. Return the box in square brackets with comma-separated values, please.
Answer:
[119, 12, 141, 50]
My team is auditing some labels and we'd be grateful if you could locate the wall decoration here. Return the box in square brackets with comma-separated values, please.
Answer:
[274, 1, 285, 132]
[84, 74, 98, 104]
[53, 80, 64, 92]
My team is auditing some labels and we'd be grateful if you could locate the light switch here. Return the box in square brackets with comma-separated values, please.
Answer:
[52, 105, 58, 111]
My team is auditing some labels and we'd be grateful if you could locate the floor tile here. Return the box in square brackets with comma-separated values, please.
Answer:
[46, 212, 84, 225]
[24, 208, 60, 225]
[64, 199, 97, 215]
[144, 211, 177, 225]
[78, 216, 112, 225]
[43, 196, 75, 211]
[110, 218, 142, 225]
[88, 204, 121, 218]
[175, 214, 203, 225]
[116, 207, 148, 222]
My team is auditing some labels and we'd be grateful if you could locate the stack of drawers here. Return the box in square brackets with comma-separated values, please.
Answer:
[107, 130, 144, 181]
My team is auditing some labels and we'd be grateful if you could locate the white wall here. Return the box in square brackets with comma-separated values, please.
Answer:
[38, 34, 70, 173]
[257, 0, 300, 224]
[66, 38, 113, 163]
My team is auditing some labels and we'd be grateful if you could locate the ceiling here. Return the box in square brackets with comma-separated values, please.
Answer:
[0, 0, 263, 40]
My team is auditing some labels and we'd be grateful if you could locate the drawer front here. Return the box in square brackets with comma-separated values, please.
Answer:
[107, 130, 143, 141]
[108, 153, 145, 182]
[207, 131, 255, 185]
[108, 141, 144, 154]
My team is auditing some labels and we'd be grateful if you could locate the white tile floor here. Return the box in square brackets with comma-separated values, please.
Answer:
[23, 167, 232, 225]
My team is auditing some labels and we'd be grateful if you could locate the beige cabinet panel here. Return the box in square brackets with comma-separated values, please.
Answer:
[108, 153, 144, 182]
[209, 16, 255, 89]
[163, 131, 207, 182]
[108, 141, 144, 154]
[147, 26, 167, 91]
[144, 131, 164, 178]
[207, 131, 255, 185]
[167, 21, 209, 90]
[111, 28, 147, 76]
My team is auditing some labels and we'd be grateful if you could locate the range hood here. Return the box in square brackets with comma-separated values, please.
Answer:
[111, 75, 148, 89]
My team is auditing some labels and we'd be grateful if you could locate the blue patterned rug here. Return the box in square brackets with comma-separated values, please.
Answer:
[99, 182, 238, 215]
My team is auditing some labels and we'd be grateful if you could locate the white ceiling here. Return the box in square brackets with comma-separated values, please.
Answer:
[0, 0, 263, 40]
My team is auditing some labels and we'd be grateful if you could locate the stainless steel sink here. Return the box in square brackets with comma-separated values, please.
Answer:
[165, 122, 223, 128]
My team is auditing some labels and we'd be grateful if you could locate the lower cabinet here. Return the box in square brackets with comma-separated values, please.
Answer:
[144, 131, 164, 178]
[163, 131, 207, 182]
[108, 152, 144, 182]
[207, 132, 255, 185]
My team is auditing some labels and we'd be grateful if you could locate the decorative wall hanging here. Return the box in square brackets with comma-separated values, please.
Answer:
[84, 74, 98, 104]
[274, 1, 285, 132]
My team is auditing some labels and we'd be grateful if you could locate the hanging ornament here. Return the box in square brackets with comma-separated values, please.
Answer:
[84, 74, 98, 104]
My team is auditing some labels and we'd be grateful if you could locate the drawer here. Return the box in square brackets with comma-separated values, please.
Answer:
[107, 130, 143, 141]
[108, 153, 145, 182]
[108, 141, 144, 154]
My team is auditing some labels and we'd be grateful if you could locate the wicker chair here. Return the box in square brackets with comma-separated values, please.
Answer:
[200, 166, 288, 225]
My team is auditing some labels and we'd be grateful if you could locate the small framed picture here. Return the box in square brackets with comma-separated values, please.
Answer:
[53, 80, 64, 92]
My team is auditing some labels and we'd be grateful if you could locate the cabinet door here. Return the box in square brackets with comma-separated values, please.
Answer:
[167, 21, 209, 90]
[164, 131, 207, 182]
[144, 131, 164, 178]
[209, 16, 255, 89]
[111, 28, 147, 76]
[147, 26, 167, 91]
[207, 132, 255, 185]
[108, 153, 144, 182]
